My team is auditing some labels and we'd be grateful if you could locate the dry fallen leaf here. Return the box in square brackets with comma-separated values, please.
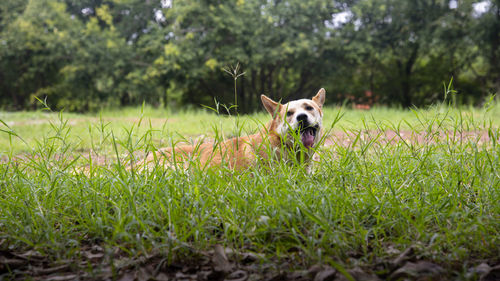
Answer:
[117, 272, 135, 281]
[44, 274, 78, 281]
[226, 269, 248, 281]
[389, 261, 444, 280]
[83, 250, 104, 260]
[467, 263, 491, 279]
[155, 272, 169, 281]
[479, 264, 500, 281]
[33, 264, 70, 275]
[346, 267, 381, 281]
[313, 267, 336, 281]
[241, 252, 264, 264]
[0, 256, 25, 270]
[212, 244, 233, 274]
[391, 246, 414, 267]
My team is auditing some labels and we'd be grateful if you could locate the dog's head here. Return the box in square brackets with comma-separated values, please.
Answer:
[261, 88, 325, 149]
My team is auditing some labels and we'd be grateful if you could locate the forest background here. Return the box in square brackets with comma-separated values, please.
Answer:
[1, 0, 499, 113]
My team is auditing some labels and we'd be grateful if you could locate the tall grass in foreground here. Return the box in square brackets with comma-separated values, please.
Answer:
[0, 99, 499, 278]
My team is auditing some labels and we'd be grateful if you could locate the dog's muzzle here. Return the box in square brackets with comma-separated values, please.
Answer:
[297, 121, 319, 149]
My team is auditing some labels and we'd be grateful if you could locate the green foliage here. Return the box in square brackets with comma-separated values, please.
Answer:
[0, 0, 499, 111]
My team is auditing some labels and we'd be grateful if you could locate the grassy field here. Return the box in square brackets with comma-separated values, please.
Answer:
[0, 102, 499, 280]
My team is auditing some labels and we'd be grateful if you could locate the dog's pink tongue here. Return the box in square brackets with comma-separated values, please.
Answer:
[301, 129, 315, 148]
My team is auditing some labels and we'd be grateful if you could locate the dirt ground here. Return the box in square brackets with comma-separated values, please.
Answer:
[2, 243, 500, 280]
[2, 129, 496, 166]
[323, 129, 496, 148]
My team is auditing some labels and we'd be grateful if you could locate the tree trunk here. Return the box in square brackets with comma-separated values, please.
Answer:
[239, 76, 245, 113]
[289, 67, 312, 101]
[199, 78, 216, 101]
[260, 69, 266, 99]
[399, 44, 419, 108]
[267, 65, 274, 100]
[250, 69, 256, 111]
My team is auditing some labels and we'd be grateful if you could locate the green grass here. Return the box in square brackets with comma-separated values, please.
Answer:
[1, 103, 498, 154]
[0, 101, 499, 279]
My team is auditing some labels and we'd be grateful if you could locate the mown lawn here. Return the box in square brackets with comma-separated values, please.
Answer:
[0, 103, 499, 280]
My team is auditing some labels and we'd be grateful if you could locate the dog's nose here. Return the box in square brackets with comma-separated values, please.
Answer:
[296, 114, 308, 123]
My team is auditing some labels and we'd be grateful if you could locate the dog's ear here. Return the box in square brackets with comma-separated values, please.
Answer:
[312, 88, 326, 108]
[261, 95, 282, 117]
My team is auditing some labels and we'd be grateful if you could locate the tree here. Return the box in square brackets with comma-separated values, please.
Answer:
[148, 0, 342, 112]
[473, 0, 500, 97]
[0, 0, 497, 111]
[0, 0, 79, 109]
[344, 0, 471, 107]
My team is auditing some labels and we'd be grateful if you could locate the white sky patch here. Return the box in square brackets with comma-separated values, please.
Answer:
[165, 31, 174, 40]
[353, 18, 362, 31]
[326, 11, 352, 29]
[472, 0, 491, 17]
[81, 7, 93, 16]
[161, 0, 172, 9]
[449, 0, 458, 9]
[155, 9, 166, 23]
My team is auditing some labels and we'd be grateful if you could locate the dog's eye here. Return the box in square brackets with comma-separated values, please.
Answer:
[305, 105, 314, 111]
[286, 111, 293, 117]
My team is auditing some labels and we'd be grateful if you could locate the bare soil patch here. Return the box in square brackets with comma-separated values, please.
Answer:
[1, 129, 497, 166]
[324, 129, 497, 147]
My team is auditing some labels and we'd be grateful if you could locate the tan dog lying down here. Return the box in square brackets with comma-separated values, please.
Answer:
[137, 88, 325, 170]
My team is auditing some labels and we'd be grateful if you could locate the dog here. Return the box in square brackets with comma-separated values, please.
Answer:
[136, 88, 325, 171]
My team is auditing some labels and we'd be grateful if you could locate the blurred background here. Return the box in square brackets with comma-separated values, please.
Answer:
[0, 0, 498, 112]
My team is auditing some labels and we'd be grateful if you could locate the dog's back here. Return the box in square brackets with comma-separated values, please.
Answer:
[134, 88, 326, 171]
[136, 127, 281, 170]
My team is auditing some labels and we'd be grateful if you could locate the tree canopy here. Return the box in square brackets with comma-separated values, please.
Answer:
[1, 0, 498, 112]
